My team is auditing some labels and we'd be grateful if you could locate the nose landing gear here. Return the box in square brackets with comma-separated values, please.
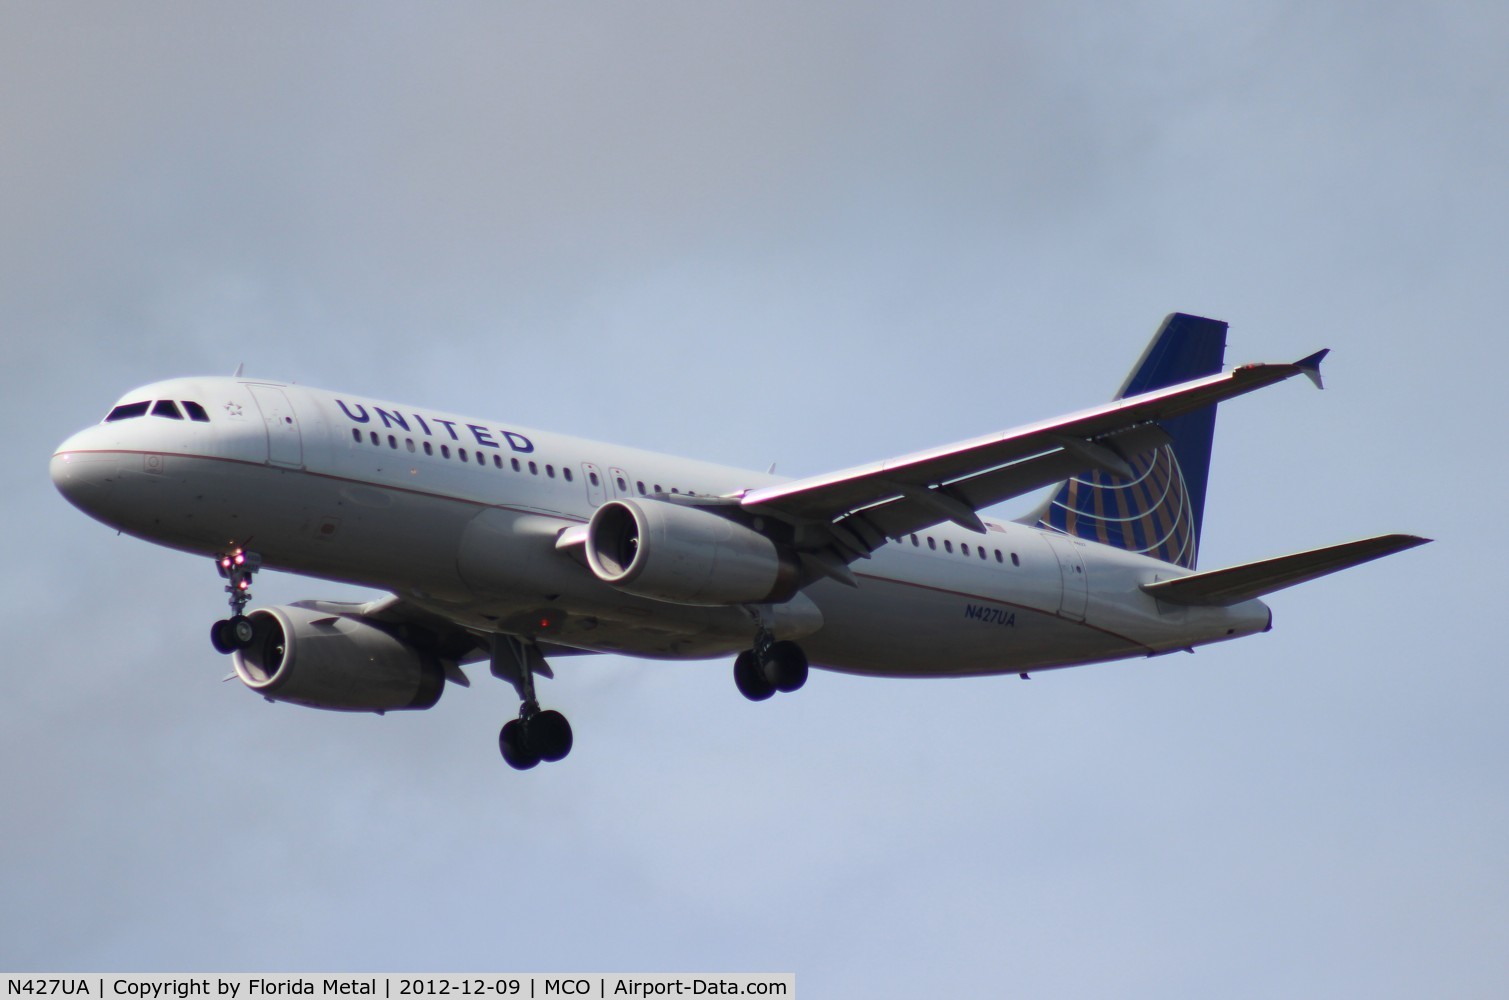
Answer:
[210, 548, 262, 654]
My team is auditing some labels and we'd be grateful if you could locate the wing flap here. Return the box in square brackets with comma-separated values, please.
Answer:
[834, 425, 1168, 543]
[1141, 534, 1430, 607]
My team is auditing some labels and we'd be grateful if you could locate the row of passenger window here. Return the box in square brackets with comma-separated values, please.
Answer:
[350, 429, 1028, 564]
[351, 428, 701, 496]
[614, 475, 696, 497]
[349, 429, 1023, 564]
[353, 427, 576, 480]
[906, 532, 1021, 567]
[106, 399, 211, 423]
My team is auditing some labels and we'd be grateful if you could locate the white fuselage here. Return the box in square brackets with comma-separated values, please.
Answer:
[51, 377, 1271, 677]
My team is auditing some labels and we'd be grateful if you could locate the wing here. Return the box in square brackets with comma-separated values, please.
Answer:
[286, 596, 597, 687]
[737, 351, 1329, 569]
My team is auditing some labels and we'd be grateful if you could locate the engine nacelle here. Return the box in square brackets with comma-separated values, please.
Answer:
[585, 499, 800, 606]
[231, 604, 445, 712]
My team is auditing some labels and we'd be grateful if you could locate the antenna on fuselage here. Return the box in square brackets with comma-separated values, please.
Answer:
[232, 362, 244, 378]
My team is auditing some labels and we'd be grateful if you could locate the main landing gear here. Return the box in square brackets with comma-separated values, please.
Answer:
[492, 635, 573, 770]
[210, 548, 262, 654]
[733, 632, 809, 702]
[500, 708, 573, 771]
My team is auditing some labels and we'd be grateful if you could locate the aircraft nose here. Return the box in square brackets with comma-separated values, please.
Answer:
[51, 430, 120, 513]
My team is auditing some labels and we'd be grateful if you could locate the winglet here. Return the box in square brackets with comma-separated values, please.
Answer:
[1295, 348, 1329, 390]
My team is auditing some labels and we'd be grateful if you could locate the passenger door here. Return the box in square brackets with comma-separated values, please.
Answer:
[247, 384, 304, 468]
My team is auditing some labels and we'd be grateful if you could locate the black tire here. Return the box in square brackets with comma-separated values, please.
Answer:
[530, 710, 574, 763]
[734, 649, 775, 701]
[210, 620, 236, 655]
[499, 719, 540, 770]
[228, 614, 256, 648]
[763, 640, 809, 693]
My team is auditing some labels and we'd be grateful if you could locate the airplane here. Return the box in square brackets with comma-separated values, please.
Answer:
[50, 313, 1427, 769]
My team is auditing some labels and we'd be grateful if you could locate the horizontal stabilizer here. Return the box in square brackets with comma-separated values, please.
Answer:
[1142, 533, 1429, 607]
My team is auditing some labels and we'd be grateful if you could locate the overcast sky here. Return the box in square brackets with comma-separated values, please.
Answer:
[3, 2, 1505, 995]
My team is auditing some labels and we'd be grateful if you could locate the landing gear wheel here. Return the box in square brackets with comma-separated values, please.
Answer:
[734, 649, 776, 701]
[228, 615, 254, 647]
[763, 640, 809, 693]
[211, 620, 236, 655]
[530, 710, 574, 763]
[499, 718, 541, 770]
[212, 615, 256, 654]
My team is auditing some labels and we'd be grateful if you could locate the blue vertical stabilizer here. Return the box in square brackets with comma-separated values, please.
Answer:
[1034, 313, 1227, 569]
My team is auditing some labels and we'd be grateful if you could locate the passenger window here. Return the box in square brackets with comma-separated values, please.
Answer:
[388, 435, 397, 449]
[182, 401, 211, 422]
[546, 464, 555, 478]
[653, 484, 663, 493]
[351, 428, 362, 443]
[152, 400, 183, 419]
[961, 543, 970, 557]
[979, 547, 987, 560]
[563, 467, 573, 482]
[910, 534, 919, 546]
[407, 439, 416, 453]
[370, 431, 380, 446]
[476, 451, 485, 465]
[493, 454, 502, 468]
[637, 481, 646, 494]
[459, 448, 468, 462]
[927, 537, 936, 551]
[944, 540, 953, 553]
[105, 401, 150, 422]
[589, 472, 599, 486]
[529, 461, 538, 475]
[441, 445, 450, 459]
[424, 442, 434, 456]
[616, 477, 627, 491]
[994, 549, 1003, 563]
[1011, 553, 1020, 567]
[512, 458, 522, 472]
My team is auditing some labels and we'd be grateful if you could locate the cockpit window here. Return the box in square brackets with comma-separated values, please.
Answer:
[182, 401, 211, 422]
[105, 401, 150, 422]
[152, 400, 184, 420]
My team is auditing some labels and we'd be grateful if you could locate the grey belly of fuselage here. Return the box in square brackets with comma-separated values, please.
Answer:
[90, 452, 1142, 677]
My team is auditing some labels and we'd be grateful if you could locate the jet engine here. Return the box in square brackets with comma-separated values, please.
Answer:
[585, 499, 800, 606]
[231, 603, 445, 712]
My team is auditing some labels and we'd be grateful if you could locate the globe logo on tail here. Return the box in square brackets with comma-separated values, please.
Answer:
[1038, 444, 1198, 569]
